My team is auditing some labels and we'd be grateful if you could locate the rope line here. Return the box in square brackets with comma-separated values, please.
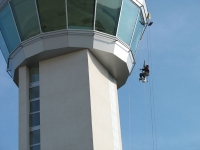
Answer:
[128, 81, 131, 150]
[127, 18, 157, 150]
[146, 26, 158, 150]
[148, 27, 158, 150]
[143, 82, 150, 150]
[147, 26, 155, 150]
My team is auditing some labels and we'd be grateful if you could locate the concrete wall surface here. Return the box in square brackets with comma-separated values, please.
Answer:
[18, 66, 30, 150]
[88, 51, 122, 150]
[40, 50, 93, 150]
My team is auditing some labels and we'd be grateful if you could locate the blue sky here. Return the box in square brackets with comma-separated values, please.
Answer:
[0, 0, 200, 150]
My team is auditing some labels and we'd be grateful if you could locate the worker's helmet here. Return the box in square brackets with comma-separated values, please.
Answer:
[146, 65, 149, 67]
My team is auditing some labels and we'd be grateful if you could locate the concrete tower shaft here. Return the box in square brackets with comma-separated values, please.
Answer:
[19, 50, 123, 150]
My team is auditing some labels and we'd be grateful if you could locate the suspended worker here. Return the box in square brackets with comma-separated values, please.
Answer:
[139, 65, 149, 80]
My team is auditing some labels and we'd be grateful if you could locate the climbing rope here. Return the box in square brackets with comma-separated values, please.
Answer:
[147, 26, 158, 150]
[128, 81, 131, 150]
[143, 82, 150, 150]
[127, 18, 157, 150]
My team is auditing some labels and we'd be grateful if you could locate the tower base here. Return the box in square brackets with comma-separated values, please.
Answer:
[19, 49, 122, 150]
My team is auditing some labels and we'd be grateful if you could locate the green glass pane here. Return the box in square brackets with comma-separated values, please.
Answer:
[117, 0, 139, 45]
[67, 0, 95, 30]
[0, 4, 20, 52]
[10, 0, 40, 40]
[36, 0, 66, 32]
[131, 11, 145, 54]
[30, 113, 40, 127]
[30, 101, 40, 113]
[30, 67, 39, 83]
[0, 31, 9, 63]
[30, 87, 40, 100]
[30, 130, 40, 145]
[30, 145, 40, 150]
[95, 0, 122, 35]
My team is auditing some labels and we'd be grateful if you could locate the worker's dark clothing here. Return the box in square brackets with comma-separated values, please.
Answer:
[139, 66, 149, 79]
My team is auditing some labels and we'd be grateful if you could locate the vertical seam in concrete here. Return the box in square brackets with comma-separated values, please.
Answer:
[109, 74, 120, 150]
[86, 49, 95, 150]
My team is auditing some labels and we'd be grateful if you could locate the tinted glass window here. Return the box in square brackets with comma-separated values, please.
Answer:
[30, 130, 40, 145]
[30, 145, 40, 150]
[36, 0, 66, 32]
[30, 87, 40, 100]
[95, 0, 122, 35]
[117, 0, 139, 45]
[0, 31, 9, 63]
[30, 67, 39, 83]
[30, 101, 40, 113]
[10, 0, 40, 41]
[67, 0, 95, 29]
[0, 4, 20, 52]
[30, 113, 40, 127]
[131, 11, 145, 54]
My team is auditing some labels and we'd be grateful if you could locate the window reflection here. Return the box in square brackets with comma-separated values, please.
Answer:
[30, 101, 40, 113]
[30, 145, 40, 150]
[67, 0, 95, 29]
[95, 0, 122, 35]
[30, 87, 40, 100]
[117, 0, 139, 45]
[36, 0, 66, 32]
[0, 31, 9, 63]
[30, 67, 39, 83]
[10, 0, 40, 40]
[30, 113, 40, 127]
[131, 11, 145, 54]
[0, 4, 20, 52]
[30, 130, 40, 145]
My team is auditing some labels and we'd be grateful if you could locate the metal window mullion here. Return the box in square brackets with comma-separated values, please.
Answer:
[34, 0, 42, 33]
[93, 0, 97, 30]
[133, 36, 142, 57]
[30, 98, 40, 102]
[8, 2, 21, 43]
[30, 126, 40, 131]
[30, 111, 40, 115]
[115, 0, 124, 36]
[29, 82, 40, 88]
[30, 143, 40, 147]
[0, 0, 9, 12]
[129, 8, 140, 46]
[135, 37, 140, 51]
[65, 0, 68, 29]
[135, 0, 147, 22]
[139, 24, 146, 40]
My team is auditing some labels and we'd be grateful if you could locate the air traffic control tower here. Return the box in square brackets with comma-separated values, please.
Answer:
[0, 0, 150, 150]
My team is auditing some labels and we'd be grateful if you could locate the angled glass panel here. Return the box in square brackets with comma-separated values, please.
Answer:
[30, 113, 40, 127]
[131, 11, 145, 54]
[67, 0, 95, 29]
[30, 67, 39, 83]
[0, 4, 20, 52]
[30, 86, 40, 100]
[36, 0, 66, 32]
[30, 130, 40, 145]
[0, 30, 9, 63]
[30, 100, 40, 113]
[30, 145, 40, 150]
[117, 0, 139, 45]
[95, 0, 122, 35]
[10, 0, 40, 41]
